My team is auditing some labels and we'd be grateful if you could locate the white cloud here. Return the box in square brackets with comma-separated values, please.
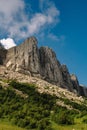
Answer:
[48, 33, 66, 43]
[0, 0, 60, 41]
[48, 33, 60, 42]
[0, 0, 25, 30]
[0, 0, 24, 16]
[0, 38, 16, 49]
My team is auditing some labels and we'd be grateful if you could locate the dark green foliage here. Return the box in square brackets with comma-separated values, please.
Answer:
[63, 98, 87, 111]
[37, 118, 51, 130]
[52, 107, 74, 125]
[1, 80, 86, 129]
[0, 81, 56, 129]
[82, 118, 87, 123]
[57, 111, 74, 125]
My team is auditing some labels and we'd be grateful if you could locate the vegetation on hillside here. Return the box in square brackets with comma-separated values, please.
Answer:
[0, 80, 87, 130]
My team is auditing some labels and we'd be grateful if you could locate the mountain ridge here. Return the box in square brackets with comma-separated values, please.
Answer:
[0, 36, 87, 97]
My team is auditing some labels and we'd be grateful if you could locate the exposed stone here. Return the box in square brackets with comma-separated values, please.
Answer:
[0, 65, 84, 104]
[70, 74, 80, 95]
[0, 44, 7, 65]
[0, 36, 87, 97]
[61, 65, 74, 92]
[5, 37, 40, 74]
[79, 85, 87, 97]
[39, 47, 63, 86]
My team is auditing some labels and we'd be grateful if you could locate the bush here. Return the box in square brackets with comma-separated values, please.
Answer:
[38, 119, 50, 130]
[29, 119, 37, 129]
[52, 109, 74, 125]
[83, 118, 87, 123]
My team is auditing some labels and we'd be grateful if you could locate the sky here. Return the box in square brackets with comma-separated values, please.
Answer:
[0, 0, 87, 86]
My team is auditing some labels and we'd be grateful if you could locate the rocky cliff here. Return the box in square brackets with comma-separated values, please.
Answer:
[0, 43, 7, 65]
[0, 36, 87, 97]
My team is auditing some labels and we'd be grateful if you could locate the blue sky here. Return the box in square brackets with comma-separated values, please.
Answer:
[0, 0, 87, 85]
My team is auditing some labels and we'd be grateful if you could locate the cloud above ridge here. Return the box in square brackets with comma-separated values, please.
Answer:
[0, 0, 60, 40]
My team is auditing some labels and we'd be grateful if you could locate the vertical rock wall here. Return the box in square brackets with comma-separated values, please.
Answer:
[5, 37, 40, 74]
[1, 36, 86, 97]
[0, 45, 7, 65]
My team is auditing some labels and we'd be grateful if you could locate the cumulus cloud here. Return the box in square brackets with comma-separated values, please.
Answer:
[0, 0, 60, 40]
[0, 38, 16, 49]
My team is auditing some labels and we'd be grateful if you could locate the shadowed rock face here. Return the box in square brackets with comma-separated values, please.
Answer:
[39, 47, 63, 85]
[0, 36, 87, 96]
[60, 65, 74, 92]
[70, 74, 80, 94]
[39, 48, 74, 92]
[79, 85, 87, 97]
[0, 44, 7, 65]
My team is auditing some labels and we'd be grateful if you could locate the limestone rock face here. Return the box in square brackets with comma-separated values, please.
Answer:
[5, 37, 40, 75]
[70, 74, 80, 94]
[79, 85, 87, 97]
[39, 47, 63, 86]
[39, 48, 75, 92]
[0, 36, 87, 97]
[61, 65, 74, 92]
[0, 44, 7, 65]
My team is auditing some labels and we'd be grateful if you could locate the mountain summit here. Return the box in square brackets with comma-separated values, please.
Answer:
[0, 36, 87, 97]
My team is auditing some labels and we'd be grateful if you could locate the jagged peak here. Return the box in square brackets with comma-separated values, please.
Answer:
[23, 36, 38, 45]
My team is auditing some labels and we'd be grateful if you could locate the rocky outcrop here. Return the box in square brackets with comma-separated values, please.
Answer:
[0, 36, 87, 97]
[79, 85, 87, 97]
[4, 37, 77, 92]
[60, 65, 74, 92]
[39, 47, 63, 86]
[0, 43, 7, 65]
[70, 74, 80, 95]
[5, 37, 40, 75]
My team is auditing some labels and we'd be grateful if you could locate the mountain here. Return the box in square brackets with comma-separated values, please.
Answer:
[0, 37, 87, 96]
[1, 36, 87, 130]
[0, 65, 87, 130]
[0, 36, 87, 97]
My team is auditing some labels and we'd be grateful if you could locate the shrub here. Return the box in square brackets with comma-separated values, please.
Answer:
[52, 109, 74, 125]
[38, 119, 50, 130]
[83, 118, 87, 123]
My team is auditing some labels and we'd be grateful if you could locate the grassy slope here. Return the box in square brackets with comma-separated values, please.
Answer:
[52, 122, 87, 130]
[1, 121, 87, 130]
[52, 115, 87, 130]
[0, 122, 25, 130]
[1, 80, 87, 130]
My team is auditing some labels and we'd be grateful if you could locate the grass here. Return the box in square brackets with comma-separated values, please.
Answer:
[0, 122, 26, 130]
[1, 121, 87, 130]
[52, 121, 87, 130]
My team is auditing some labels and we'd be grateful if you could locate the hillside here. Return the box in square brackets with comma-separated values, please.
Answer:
[0, 65, 87, 130]
[0, 65, 84, 104]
